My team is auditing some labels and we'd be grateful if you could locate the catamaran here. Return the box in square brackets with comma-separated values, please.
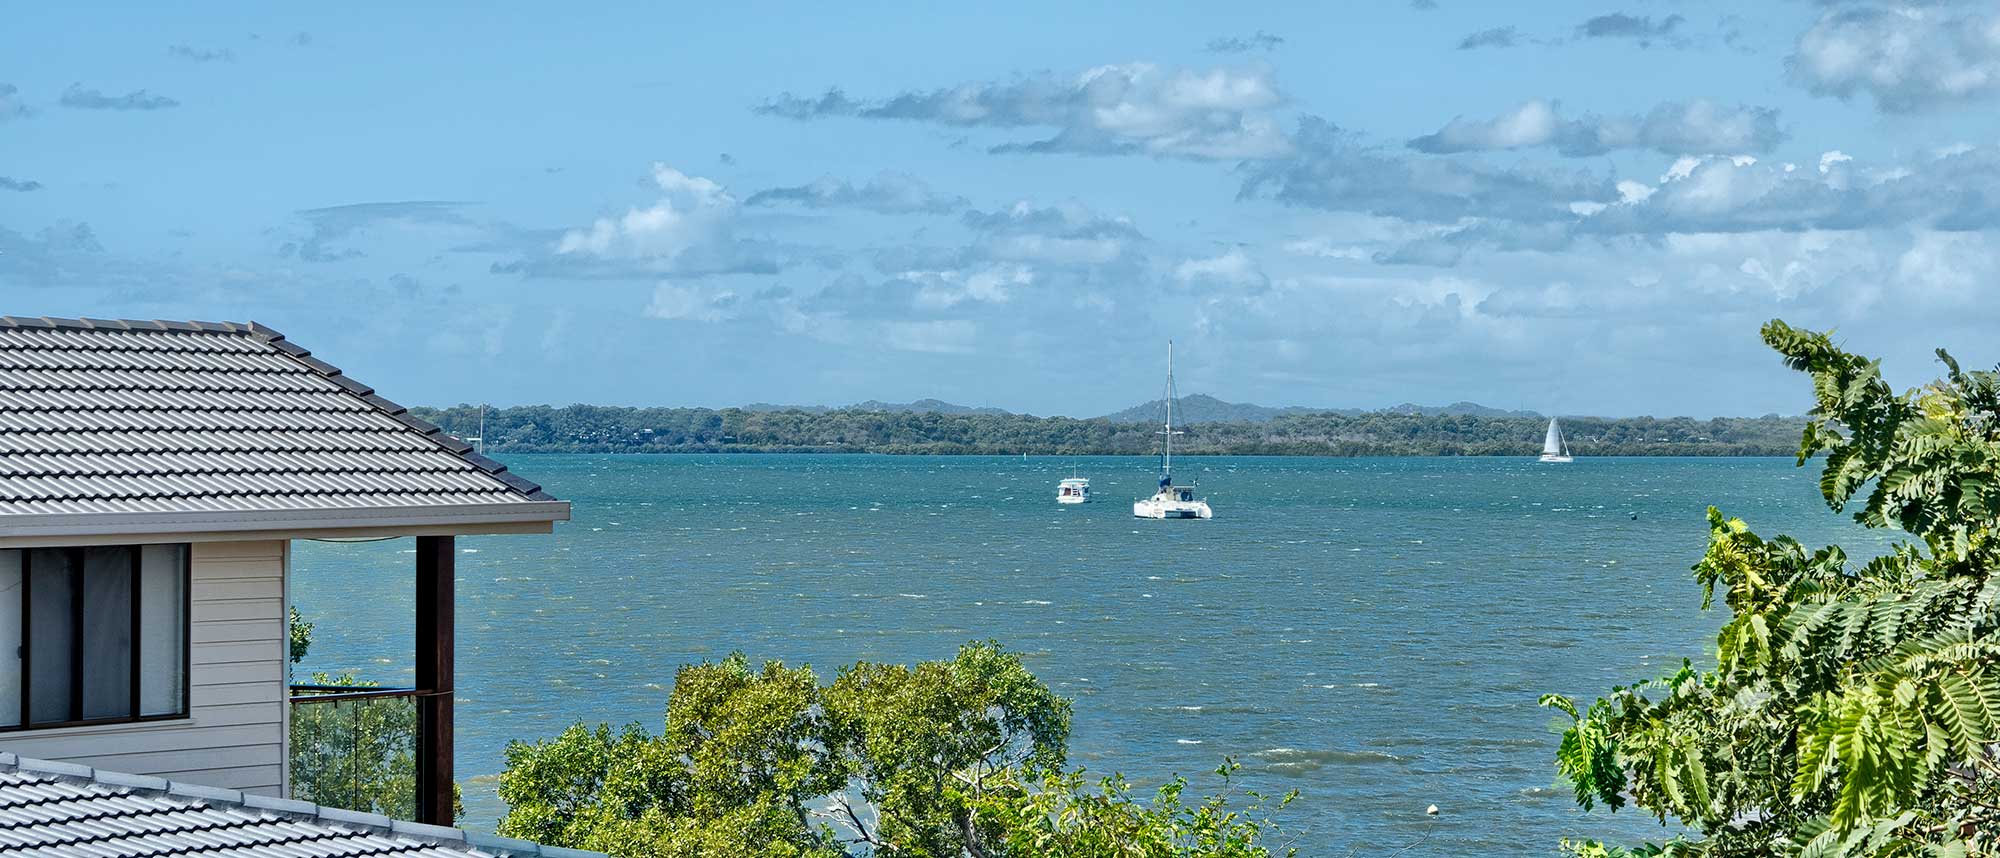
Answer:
[1539, 417, 1574, 463]
[1134, 340, 1214, 519]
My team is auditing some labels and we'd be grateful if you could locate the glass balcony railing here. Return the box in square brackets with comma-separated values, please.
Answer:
[287, 683, 420, 820]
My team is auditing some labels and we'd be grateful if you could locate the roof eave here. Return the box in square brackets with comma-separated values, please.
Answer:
[0, 500, 572, 547]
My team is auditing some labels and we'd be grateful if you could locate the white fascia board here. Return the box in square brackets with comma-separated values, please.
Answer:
[0, 501, 571, 547]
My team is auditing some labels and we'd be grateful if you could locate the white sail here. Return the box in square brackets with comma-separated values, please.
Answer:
[1540, 417, 1573, 462]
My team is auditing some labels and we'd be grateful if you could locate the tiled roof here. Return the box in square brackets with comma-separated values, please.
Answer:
[0, 753, 604, 857]
[0, 316, 566, 526]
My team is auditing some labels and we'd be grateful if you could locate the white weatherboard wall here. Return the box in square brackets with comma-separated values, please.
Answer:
[1, 540, 287, 794]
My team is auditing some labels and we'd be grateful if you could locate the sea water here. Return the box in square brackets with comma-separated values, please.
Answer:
[292, 454, 1891, 853]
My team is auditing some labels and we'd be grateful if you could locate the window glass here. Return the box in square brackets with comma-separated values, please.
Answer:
[27, 549, 74, 725]
[80, 547, 134, 720]
[138, 545, 186, 716]
[4, 545, 189, 728]
[0, 551, 19, 728]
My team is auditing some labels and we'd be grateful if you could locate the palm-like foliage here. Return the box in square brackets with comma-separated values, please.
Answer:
[1543, 321, 2000, 857]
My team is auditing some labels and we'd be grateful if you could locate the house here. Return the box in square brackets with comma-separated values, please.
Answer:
[0, 316, 571, 833]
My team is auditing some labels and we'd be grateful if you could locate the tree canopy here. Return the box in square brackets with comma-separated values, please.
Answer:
[412, 404, 1802, 457]
[497, 642, 1294, 857]
[1543, 320, 2000, 856]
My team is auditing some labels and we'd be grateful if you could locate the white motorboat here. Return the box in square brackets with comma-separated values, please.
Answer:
[1539, 417, 1574, 463]
[1057, 475, 1091, 504]
[1133, 340, 1213, 520]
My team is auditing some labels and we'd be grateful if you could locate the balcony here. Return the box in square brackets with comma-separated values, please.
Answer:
[284, 534, 458, 825]
[288, 683, 421, 819]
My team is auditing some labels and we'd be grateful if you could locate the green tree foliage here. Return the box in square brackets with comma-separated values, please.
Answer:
[289, 605, 313, 666]
[497, 642, 1292, 857]
[1542, 320, 2000, 857]
[975, 761, 1295, 857]
[412, 404, 1802, 457]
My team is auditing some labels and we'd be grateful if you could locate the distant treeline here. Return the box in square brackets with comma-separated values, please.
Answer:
[411, 404, 1806, 457]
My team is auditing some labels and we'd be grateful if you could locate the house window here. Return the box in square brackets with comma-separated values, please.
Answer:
[0, 545, 189, 730]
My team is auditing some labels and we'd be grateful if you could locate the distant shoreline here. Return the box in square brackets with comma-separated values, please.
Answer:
[490, 449, 1805, 459]
[412, 404, 1805, 458]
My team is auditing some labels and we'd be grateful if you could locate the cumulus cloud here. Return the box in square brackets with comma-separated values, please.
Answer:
[168, 44, 236, 63]
[1242, 116, 1614, 225]
[745, 172, 967, 214]
[0, 176, 41, 192]
[505, 164, 799, 279]
[1371, 143, 2000, 269]
[1407, 98, 1785, 157]
[757, 63, 1292, 160]
[1457, 26, 1521, 50]
[1576, 12, 1687, 47]
[1207, 31, 1284, 53]
[60, 84, 179, 111]
[1575, 147, 2000, 236]
[1787, 4, 2000, 112]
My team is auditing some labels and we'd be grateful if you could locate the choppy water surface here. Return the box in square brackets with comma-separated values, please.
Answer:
[293, 455, 1890, 854]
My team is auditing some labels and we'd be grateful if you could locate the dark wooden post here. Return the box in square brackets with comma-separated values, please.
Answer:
[415, 535, 454, 826]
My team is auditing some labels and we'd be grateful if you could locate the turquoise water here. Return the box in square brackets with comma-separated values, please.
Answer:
[292, 454, 1892, 854]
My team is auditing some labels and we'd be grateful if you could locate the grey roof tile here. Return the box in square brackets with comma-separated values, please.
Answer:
[0, 755, 603, 857]
[0, 318, 564, 523]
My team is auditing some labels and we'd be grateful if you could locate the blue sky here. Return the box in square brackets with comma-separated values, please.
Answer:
[5, 1, 2000, 417]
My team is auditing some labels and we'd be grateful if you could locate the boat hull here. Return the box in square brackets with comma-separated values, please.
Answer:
[1057, 495, 1089, 504]
[1538, 454, 1574, 463]
[1132, 499, 1213, 519]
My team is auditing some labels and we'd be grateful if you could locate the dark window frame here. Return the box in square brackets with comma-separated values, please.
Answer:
[7, 544, 192, 732]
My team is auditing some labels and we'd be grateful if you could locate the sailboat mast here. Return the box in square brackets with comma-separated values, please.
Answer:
[1164, 340, 1174, 480]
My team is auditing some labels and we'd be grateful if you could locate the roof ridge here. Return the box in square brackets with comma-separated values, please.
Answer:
[0, 317, 264, 336]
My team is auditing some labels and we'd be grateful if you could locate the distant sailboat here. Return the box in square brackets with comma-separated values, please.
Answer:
[1539, 417, 1574, 463]
[1134, 340, 1214, 519]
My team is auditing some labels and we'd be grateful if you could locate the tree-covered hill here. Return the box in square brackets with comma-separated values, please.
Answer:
[1098, 393, 1333, 424]
[412, 403, 1805, 456]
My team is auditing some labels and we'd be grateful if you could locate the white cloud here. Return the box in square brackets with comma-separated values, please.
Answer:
[1408, 98, 1785, 157]
[1615, 180, 1656, 204]
[760, 63, 1292, 161]
[559, 165, 734, 260]
[512, 163, 794, 279]
[1788, 4, 2000, 112]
